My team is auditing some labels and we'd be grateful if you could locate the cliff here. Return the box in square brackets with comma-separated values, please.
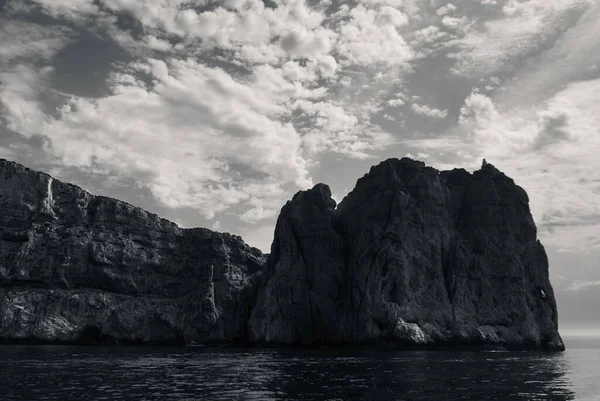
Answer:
[0, 159, 265, 344]
[0, 158, 563, 350]
[248, 158, 563, 350]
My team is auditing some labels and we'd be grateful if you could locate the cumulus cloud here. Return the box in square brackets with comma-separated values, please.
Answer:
[144, 35, 172, 52]
[388, 98, 405, 107]
[410, 25, 451, 52]
[459, 91, 500, 125]
[0, 0, 424, 225]
[299, 96, 392, 158]
[436, 3, 457, 16]
[37, 58, 316, 220]
[334, 4, 413, 66]
[440, 15, 466, 31]
[412, 103, 448, 119]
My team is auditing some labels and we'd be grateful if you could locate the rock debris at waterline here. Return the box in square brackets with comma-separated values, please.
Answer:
[0, 158, 563, 350]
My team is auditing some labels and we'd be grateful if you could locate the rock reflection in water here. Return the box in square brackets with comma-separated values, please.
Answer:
[0, 346, 581, 400]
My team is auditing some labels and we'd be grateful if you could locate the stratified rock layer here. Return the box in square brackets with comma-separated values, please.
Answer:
[248, 158, 563, 350]
[0, 159, 265, 344]
[0, 158, 564, 350]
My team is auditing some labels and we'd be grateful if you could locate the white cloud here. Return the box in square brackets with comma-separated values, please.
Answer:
[440, 15, 466, 31]
[567, 280, 600, 291]
[1, 0, 421, 226]
[334, 4, 413, 66]
[436, 3, 457, 16]
[240, 198, 279, 223]
[296, 99, 387, 157]
[0, 21, 71, 64]
[493, 3, 600, 106]
[459, 91, 500, 125]
[295, 100, 358, 133]
[410, 25, 452, 54]
[144, 35, 172, 51]
[280, 56, 338, 82]
[96, 0, 336, 65]
[0, 65, 51, 137]
[450, 0, 592, 77]
[412, 103, 448, 119]
[279, 26, 336, 59]
[34, 58, 314, 220]
[388, 98, 405, 107]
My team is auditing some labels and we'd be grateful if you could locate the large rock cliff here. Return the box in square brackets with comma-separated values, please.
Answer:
[0, 158, 563, 350]
[0, 159, 265, 344]
[248, 158, 563, 350]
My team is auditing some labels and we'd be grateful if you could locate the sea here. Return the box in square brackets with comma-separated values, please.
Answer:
[0, 337, 598, 401]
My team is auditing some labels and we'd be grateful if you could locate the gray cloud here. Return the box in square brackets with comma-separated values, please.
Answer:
[534, 112, 570, 149]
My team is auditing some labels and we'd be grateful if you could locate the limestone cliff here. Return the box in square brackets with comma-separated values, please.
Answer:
[0, 159, 265, 344]
[248, 158, 563, 350]
[0, 158, 563, 350]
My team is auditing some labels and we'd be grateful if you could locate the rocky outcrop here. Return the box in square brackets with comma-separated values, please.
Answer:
[0, 159, 265, 344]
[0, 157, 564, 350]
[248, 158, 563, 350]
[247, 183, 344, 345]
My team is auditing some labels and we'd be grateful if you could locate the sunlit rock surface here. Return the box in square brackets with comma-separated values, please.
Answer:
[0, 158, 563, 350]
[249, 158, 564, 350]
[0, 159, 265, 344]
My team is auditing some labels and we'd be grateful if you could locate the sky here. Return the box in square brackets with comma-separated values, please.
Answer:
[0, 0, 598, 335]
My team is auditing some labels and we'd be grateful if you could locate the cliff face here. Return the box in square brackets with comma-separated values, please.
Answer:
[0, 159, 265, 344]
[248, 158, 563, 350]
[0, 158, 563, 349]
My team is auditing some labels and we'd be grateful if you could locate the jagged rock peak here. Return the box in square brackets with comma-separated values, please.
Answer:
[250, 157, 563, 350]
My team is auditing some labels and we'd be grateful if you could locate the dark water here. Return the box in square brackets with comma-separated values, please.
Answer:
[1, 340, 598, 400]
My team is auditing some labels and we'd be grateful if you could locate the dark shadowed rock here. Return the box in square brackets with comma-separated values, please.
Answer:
[249, 158, 564, 350]
[247, 183, 344, 344]
[0, 159, 265, 344]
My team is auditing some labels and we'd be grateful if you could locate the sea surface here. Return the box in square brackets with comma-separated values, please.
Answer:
[1, 337, 598, 401]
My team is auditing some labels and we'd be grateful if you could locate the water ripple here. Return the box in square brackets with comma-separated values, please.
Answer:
[0, 346, 595, 400]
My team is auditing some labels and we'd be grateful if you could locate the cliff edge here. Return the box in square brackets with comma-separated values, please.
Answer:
[248, 158, 563, 350]
[0, 159, 265, 344]
[0, 158, 563, 350]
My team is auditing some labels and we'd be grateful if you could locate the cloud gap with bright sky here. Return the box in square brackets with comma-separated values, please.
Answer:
[0, 0, 599, 334]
